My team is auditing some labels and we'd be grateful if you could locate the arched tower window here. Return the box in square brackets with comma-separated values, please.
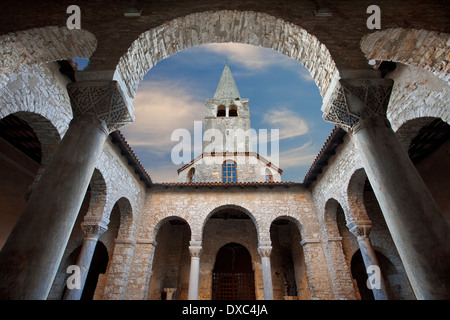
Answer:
[222, 160, 237, 182]
[217, 105, 226, 117]
[265, 168, 273, 182]
[187, 167, 196, 183]
[229, 105, 238, 117]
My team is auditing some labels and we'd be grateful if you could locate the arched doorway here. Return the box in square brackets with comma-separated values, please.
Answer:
[80, 241, 108, 300]
[350, 249, 374, 300]
[212, 243, 255, 300]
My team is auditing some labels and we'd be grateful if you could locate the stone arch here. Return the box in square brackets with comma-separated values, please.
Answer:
[151, 215, 191, 243]
[323, 198, 350, 238]
[104, 196, 134, 243]
[200, 203, 260, 242]
[269, 215, 306, 241]
[86, 168, 108, 217]
[115, 10, 339, 101]
[148, 215, 191, 300]
[0, 26, 97, 88]
[0, 111, 61, 168]
[347, 168, 371, 222]
[395, 116, 441, 150]
[360, 28, 450, 83]
[0, 111, 61, 249]
[269, 216, 310, 299]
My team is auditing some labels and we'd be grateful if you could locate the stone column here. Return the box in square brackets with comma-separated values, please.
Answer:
[258, 242, 274, 300]
[347, 221, 390, 300]
[63, 218, 108, 300]
[323, 78, 450, 299]
[187, 241, 202, 300]
[0, 80, 134, 299]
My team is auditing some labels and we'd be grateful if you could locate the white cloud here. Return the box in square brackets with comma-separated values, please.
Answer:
[278, 141, 318, 169]
[121, 80, 205, 156]
[261, 106, 309, 140]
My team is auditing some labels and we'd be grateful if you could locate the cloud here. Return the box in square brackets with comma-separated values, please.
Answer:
[201, 43, 314, 83]
[261, 106, 309, 140]
[278, 141, 318, 169]
[121, 80, 205, 156]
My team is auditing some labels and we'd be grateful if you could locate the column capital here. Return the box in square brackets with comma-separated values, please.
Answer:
[346, 220, 372, 240]
[322, 78, 394, 134]
[258, 245, 272, 258]
[189, 240, 203, 258]
[80, 221, 108, 241]
[67, 80, 135, 133]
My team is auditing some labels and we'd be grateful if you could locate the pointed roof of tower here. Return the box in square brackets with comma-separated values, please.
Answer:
[213, 64, 241, 99]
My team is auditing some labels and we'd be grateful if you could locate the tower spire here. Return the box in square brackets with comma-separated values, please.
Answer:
[213, 64, 241, 99]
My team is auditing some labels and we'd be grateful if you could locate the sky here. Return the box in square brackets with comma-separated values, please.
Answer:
[76, 43, 335, 182]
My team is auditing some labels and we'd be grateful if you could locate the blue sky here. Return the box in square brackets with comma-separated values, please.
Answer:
[77, 43, 334, 182]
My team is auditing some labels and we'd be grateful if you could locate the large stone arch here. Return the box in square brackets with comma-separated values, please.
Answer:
[0, 26, 97, 88]
[115, 10, 339, 101]
[360, 28, 450, 83]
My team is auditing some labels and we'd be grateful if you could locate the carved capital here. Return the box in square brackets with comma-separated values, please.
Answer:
[347, 220, 372, 239]
[67, 80, 135, 133]
[189, 246, 203, 258]
[81, 221, 108, 240]
[258, 246, 272, 258]
[323, 78, 393, 134]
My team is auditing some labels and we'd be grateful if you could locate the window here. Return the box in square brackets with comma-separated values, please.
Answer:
[222, 160, 237, 182]
[217, 105, 226, 117]
[265, 168, 273, 182]
[187, 168, 195, 183]
[229, 105, 238, 117]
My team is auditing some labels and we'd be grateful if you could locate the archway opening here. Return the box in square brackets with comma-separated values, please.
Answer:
[148, 217, 191, 300]
[350, 249, 374, 300]
[80, 241, 109, 300]
[118, 10, 338, 183]
[212, 242, 255, 300]
[269, 218, 309, 300]
[202, 206, 260, 299]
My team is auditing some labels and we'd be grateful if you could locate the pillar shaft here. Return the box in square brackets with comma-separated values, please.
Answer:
[258, 245, 274, 300]
[0, 115, 108, 299]
[352, 119, 450, 299]
[0, 80, 133, 299]
[348, 222, 389, 300]
[63, 221, 107, 300]
[324, 78, 450, 299]
[187, 242, 202, 300]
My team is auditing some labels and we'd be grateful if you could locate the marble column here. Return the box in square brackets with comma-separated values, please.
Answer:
[258, 243, 274, 300]
[187, 241, 202, 300]
[323, 78, 450, 299]
[0, 80, 134, 299]
[347, 221, 390, 300]
[63, 218, 108, 300]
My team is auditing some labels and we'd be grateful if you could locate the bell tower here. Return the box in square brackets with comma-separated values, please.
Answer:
[177, 64, 282, 183]
[203, 64, 251, 153]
